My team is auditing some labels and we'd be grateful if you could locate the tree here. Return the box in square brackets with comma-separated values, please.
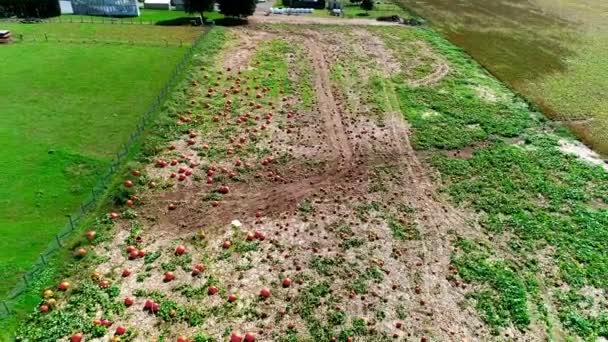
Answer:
[360, 0, 374, 12]
[217, 0, 256, 18]
[0, 0, 60, 18]
[183, 0, 215, 22]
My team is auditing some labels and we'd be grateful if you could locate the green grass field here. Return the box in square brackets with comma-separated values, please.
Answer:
[57, 8, 225, 25]
[394, 0, 608, 155]
[0, 22, 198, 299]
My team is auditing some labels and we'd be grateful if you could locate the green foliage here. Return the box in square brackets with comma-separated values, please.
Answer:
[217, 0, 256, 18]
[15, 282, 123, 340]
[436, 141, 608, 289]
[0, 0, 60, 18]
[360, 0, 374, 11]
[387, 216, 420, 240]
[298, 199, 314, 213]
[350, 266, 384, 295]
[183, 0, 215, 15]
[144, 251, 162, 264]
[161, 253, 193, 272]
[452, 238, 531, 332]
[396, 83, 529, 150]
[311, 256, 339, 276]
[193, 332, 217, 342]
[554, 290, 608, 339]
[341, 237, 365, 250]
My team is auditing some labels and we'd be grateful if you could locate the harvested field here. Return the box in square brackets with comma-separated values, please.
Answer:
[11, 22, 608, 342]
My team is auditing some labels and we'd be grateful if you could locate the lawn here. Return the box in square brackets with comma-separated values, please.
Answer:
[0, 22, 198, 300]
[394, 0, 608, 155]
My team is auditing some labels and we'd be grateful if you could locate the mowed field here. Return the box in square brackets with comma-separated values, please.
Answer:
[395, 0, 608, 155]
[8, 17, 608, 341]
[0, 22, 200, 298]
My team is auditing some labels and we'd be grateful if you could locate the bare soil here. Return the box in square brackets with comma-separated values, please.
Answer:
[85, 25, 507, 341]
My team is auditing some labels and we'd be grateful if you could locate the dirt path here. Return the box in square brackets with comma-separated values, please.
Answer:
[410, 62, 450, 87]
[157, 29, 358, 232]
[249, 14, 401, 26]
[221, 28, 274, 70]
[304, 34, 354, 164]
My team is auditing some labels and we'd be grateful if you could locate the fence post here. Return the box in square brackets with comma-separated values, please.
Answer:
[45, 33, 48, 42]
[55, 235, 63, 247]
[22, 274, 29, 287]
[40, 254, 47, 266]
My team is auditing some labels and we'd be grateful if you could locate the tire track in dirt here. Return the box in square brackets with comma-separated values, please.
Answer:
[222, 28, 274, 70]
[386, 115, 485, 340]
[304, 33, 354, 166]
[158, 29, 358, 233]
[410, 62, 450, 87]
[376, 53, 484, 337]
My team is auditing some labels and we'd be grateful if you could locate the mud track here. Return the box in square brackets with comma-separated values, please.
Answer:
[160, 29, 361, 231]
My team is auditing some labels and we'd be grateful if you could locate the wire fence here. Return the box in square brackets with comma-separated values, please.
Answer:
[0, 14, 187, 26]
[8, 32, 188, 48]
[0, 28, 209, 319]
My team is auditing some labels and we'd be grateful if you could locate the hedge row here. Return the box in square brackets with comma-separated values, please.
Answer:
[0, 0, 60, 18]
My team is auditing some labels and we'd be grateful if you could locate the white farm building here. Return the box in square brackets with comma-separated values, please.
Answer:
[69, 0, 140, 17]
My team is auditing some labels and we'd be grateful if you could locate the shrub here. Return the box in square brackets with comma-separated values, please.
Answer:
[0, 0, 60, 18]
[217, 0, 256, 18]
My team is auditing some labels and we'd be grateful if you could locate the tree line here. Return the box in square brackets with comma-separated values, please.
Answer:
[184, 0, 257, 20]
[0, 0, 60, 18]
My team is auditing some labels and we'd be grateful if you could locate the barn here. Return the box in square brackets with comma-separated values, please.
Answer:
[70, 0, 140, 17]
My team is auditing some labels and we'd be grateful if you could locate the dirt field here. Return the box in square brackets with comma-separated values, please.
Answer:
[113, 25, 484, 341]
[13, 20, 608, 341]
